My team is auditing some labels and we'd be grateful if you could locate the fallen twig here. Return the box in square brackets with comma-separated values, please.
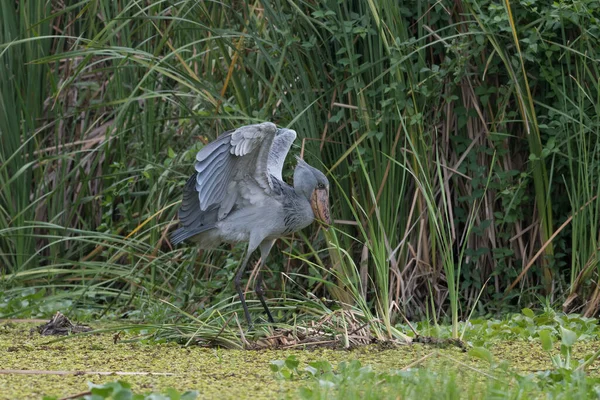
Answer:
[0, 369, 176, 376]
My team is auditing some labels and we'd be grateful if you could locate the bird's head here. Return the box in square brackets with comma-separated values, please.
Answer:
[294, 158, 331, 227]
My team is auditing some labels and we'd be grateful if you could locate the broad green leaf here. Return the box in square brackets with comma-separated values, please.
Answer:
[112, 389, 133, 400]
[298, 387, 314, 399]
[270, 360, 285, 372]
[468, 347, 493, 364]
[165, 388, 180, 400]
[285, 355, 300, 370]
[309, 360, 333, 373]
[539, 330, 553, 351]
[521, 308, 535, 318]
[560, 326, 578, 347]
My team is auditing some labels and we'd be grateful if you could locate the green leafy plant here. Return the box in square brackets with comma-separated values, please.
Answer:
[42, 381, 197, 400]
[270, 356, 333, 381]
[285, 355, 600, 400]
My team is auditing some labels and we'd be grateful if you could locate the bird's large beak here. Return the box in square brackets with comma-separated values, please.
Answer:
[311, 188, 331, 227]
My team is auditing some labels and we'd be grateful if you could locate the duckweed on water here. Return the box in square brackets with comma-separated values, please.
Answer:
[2, 321, 600, 399]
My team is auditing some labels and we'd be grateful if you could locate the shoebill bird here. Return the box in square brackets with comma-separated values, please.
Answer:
[171, 122, 331, 326]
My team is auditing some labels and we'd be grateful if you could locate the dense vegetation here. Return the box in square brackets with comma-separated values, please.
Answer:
[1, 0, 599, 342]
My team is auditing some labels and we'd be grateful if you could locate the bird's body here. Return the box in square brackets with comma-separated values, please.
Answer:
[171, 122, 330, 326]
[179, 176, 314, 248]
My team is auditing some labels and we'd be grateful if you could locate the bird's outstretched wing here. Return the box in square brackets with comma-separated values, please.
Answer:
[189, 122, 282, 221]
[174, 123, 298, 244]
[267, 128, 297, 181]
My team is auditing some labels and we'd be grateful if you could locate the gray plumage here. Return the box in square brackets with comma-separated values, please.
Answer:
[171, 122, 331, 326]
[267, 128, 296, 181]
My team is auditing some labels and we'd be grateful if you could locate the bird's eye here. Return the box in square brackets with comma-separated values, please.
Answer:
[317, 183, 325, 189]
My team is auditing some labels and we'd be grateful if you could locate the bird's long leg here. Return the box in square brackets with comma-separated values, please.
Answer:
[255, 240, 276, 323]
[255, 271, 274, 323]
[234, 248, 255, 327]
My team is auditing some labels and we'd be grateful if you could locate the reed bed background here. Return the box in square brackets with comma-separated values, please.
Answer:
[1, 0, 599, 341]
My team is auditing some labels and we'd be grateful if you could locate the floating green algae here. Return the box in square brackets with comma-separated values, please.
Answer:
[1, 321, 593, 400]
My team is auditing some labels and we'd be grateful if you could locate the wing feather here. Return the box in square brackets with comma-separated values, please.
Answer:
[195, 143, 228, 175]
[191, 122, 279, 215]
[200, 157, 233, 206]
[178, 174, 200, 224]
[194, 142, 233, 209]
[267, 128, 297, 181]
[195, 133, 230, 162]
[177, 173, 219, 236]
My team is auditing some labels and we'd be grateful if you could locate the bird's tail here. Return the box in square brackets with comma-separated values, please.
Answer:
[170, 225, 215, 245]
[170, 228, 190, 245]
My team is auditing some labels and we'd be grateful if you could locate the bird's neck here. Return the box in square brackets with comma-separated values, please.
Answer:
[275, 182, 313, 233]
[273, 175, 310, 203]
[292, 187, 310, 203]
[271, 176, 314, 231]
